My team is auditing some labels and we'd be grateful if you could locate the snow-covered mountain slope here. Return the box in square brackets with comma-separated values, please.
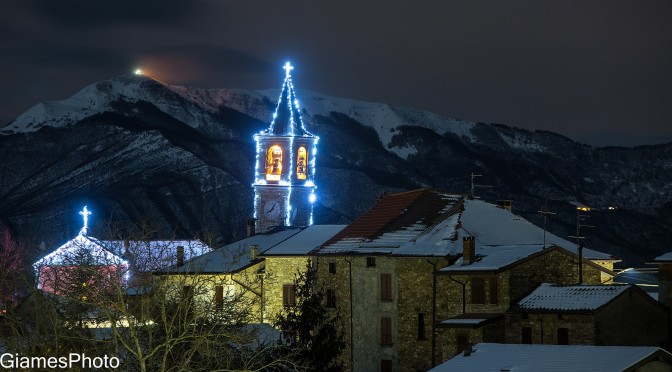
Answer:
[1, 75, 670, 265]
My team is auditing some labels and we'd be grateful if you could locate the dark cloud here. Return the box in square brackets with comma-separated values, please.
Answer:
[27, 0, 205, 27]
[1, 0, 671, 146]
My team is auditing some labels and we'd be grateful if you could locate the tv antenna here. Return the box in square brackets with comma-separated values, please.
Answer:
[538, 198, 561, 248]
[470, 173, 492, 199]
[568, 206, 595, 284]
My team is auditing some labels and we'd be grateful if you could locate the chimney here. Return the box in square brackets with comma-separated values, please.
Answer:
[176, 246, 184, 267]
[497, 199, 513, 211]
[462, 236, 475, 265]
[247, 218, 257, 237]
[463, 343, 473, 356]
[250, 244, 259, 261]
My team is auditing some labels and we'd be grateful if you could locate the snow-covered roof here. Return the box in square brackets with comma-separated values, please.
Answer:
[313, 190, 613, 261]
[439, 313, 503, 328]
[460, 199, 612, 260]
[439, 244, 547, 273]
[652, 252, 672, 262]
[515, 283, 630, 312]
[261, 225, 346, 255]
[158, 228, 303, 274]
[33, 234, 127, 268]
[430, 343, 672, 372]
[33, 234, 212, 272]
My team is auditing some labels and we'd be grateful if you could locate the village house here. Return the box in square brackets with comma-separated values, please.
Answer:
[155, 227, 303, 322]
[436, 242, 614, 361]
[648, 252, 672, 308]
[505, 283, 670, 347]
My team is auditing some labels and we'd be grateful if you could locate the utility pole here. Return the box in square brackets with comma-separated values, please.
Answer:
[470, 173, 492, 199]
[569, 206, 595, 284]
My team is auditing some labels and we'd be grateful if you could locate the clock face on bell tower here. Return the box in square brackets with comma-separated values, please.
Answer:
[252, 62, 318, 233]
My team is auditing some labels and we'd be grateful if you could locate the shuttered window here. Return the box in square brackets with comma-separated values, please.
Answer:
[326, 288, 336, 308]
[381, 317, 392, 345]
[215, 285, 224, 310]
[282, 284, 295, 306]
[381, 273, 393, 301]
[471, 278, 485, 304]
[489, 278, 498, 304]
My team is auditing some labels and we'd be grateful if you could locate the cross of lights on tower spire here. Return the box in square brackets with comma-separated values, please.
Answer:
[79, 206, 91, 235]
[283, 62, 294, 78]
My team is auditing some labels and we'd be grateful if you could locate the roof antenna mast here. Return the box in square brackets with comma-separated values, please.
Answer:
[470, 173, 492, 199]
[568, 206, 595, 284]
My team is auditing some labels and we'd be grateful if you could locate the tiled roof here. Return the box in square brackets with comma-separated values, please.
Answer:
[261, 225, 346, 255]
[158, 228, 302, 274]
[515, 283, 630, 312]
[317, 189, 463, 255]
[430, 343, 672, 372]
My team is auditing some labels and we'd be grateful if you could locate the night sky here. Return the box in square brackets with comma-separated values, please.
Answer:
[2, 1, 671, 146]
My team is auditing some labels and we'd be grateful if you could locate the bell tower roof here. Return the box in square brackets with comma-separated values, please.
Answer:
[265, 62, 313, 137]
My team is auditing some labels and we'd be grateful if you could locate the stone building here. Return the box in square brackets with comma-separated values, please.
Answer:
[648, 252, 672, 308]
[506, 283, 670, 347]
[436, 243, 614, 360]
[156, 227, 303, 322]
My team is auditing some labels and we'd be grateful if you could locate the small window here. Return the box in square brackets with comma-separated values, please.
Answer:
[417, 312, 426, 340]
[328, 262, 336, 274]
[381, 317, 392, 345]
[381, 359, 392, 372]
[557, 328, 569, 345]
[381, 273, 393, 301]
[489, 278, 498, 304]
[471, 278, 485, 304]
[522, 313, 529, 320]
[522, 327, 532, 344]
[326, 288, 336, 308]
[557, 313, 564, 320]
[215, 285, 224, 310]
[366, 257, 376, 267]
[282, 284, 295, 306]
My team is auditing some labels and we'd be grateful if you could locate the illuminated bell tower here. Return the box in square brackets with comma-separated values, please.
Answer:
[253, 62, 318, 233]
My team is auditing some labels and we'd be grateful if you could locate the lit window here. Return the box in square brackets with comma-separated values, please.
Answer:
[296, 146, 308, 180]
[265, 145, 283, 181]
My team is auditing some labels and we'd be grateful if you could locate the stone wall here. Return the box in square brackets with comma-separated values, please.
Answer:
[505, 312, 596, 344]
[262, 256, 311, 322]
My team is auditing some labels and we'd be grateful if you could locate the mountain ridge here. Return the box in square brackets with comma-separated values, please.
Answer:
[1, 75, 670, 266]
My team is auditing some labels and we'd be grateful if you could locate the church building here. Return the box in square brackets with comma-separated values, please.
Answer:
[252, 62, 318, 233]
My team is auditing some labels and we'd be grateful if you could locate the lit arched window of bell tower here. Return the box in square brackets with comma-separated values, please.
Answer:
[252, 62, 319, 233]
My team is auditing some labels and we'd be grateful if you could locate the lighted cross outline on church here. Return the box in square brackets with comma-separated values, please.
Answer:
[252, 62, 318, 233]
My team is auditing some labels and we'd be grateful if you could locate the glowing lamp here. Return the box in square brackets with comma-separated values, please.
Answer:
[134, 69, 143, 75]
[309, 193, 317, 203]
